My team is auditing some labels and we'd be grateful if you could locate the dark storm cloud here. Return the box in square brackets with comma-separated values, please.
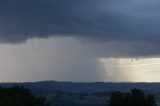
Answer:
[0, 0, 160, 56]
[1, 0, 160, 82]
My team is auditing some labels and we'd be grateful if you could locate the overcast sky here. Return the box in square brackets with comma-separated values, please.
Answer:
[0, 0, 160, 82]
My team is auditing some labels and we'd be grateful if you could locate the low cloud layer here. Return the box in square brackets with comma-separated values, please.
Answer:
[0, 0, 160, 57]
[0, 0, 159, 41]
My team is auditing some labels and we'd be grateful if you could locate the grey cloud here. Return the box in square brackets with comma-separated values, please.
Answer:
[0, 0, 159, 42]
[0, 0, 160, 57]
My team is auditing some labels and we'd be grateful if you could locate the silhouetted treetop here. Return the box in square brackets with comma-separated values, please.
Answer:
[0, 86, 50, 106]
[109, 88, 157, 106]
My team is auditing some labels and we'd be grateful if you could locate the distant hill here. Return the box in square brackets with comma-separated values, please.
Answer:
[0, 81, 160, 94]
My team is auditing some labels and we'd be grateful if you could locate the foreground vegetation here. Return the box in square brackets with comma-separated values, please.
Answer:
[0, 86, 50, 106]
[109, 88, 157, 106]
[0, 85, 158, 106]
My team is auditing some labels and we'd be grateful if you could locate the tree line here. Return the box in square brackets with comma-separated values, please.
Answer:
[109, 88, 157, 106]
[0, 86, 50, 106]
[0, 86, 157, 106]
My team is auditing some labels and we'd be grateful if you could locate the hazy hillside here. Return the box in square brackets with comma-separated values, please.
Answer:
[0, 81, 160, 94]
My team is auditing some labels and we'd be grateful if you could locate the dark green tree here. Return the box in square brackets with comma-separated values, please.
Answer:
[0, 86, 50, 106]
[123, 92, 132, 106]
[146, 95, 157, 106]
[109, 88, 157, 106]
[131, 88, 146, 106]
[109, 91, 124, 106]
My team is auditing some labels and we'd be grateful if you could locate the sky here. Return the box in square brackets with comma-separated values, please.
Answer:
[0, 0, 160, 82]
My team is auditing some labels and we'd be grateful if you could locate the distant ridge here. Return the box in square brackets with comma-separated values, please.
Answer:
[0, 81, 160, 94]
